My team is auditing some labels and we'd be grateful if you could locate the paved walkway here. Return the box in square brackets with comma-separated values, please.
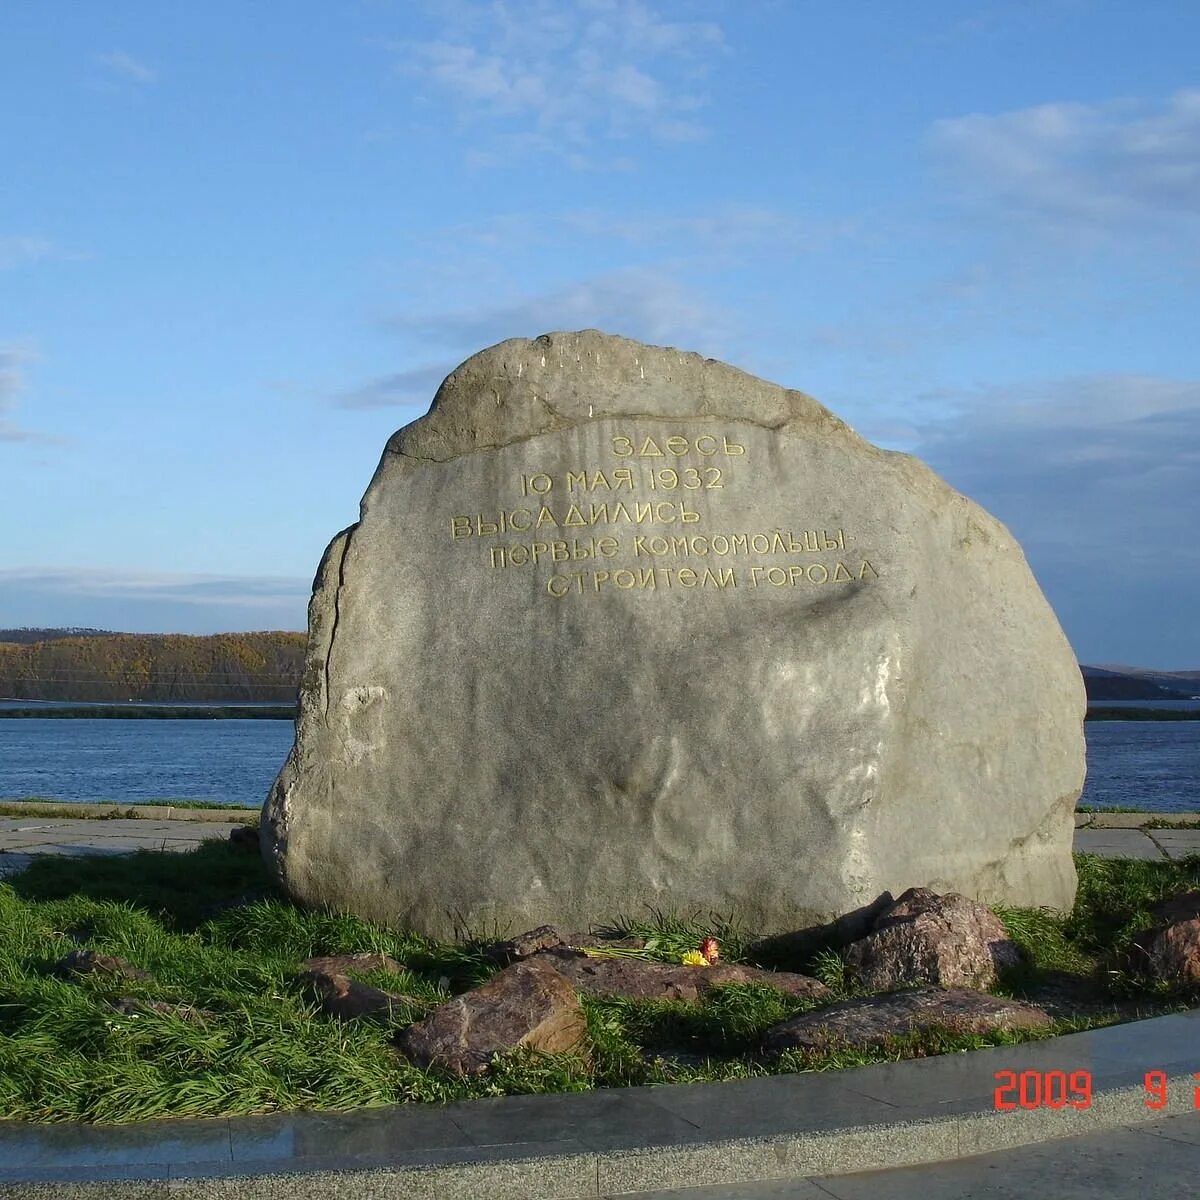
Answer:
[0, 815, 249, 877]
[1, 807, 1198, 879]
[0, 803, 1197, 1195]
[0, 1011, 1197, 1195]
[638, 1111, 1200, 1199]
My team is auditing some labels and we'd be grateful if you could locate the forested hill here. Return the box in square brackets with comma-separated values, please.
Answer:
[0, 628, 116, 644]
[0, 632, 306, 702]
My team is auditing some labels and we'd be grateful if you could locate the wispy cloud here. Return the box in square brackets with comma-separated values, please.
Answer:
[0, 343, 56, 444]
[914, 373, 1200, 566]
[96, 50, 157, 85]
[387, 266, 730, 357]
[333, 265, 735, 410]
[931, 87, 1200, 230]
[399, 0, 725, 165]
[0, 237, 63, 270]
[331, 364, 451, 410]
[447, 205, 845, 260]
[0, 567, 308, 610]
[0, 569, 309, 635]
[910, 372, 1200, 664]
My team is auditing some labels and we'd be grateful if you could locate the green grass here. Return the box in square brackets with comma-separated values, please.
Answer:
[0, 847, 1196, 1123]
[0, 799, 258, 821]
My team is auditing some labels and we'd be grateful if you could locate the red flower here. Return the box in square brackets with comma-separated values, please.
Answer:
[700, 937, 720, 964]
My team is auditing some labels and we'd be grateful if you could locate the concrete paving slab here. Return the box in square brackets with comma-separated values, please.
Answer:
[0, 853, 33, 878]
[1086, 812, 1200, 829]
[613, 1180, 830, 1199]
[0, 801, 258, 823]
[1073, 829, 1165, 859]
[635, 1074, 904, 1141]
[812, 1117, 1200, 1200]
[0, 817, 242, 859]
[1145, 830, 1200, 860]
[1129, 1110, 1200, 1147]
[442, 1088, 707, 1153]
[0, 1119, 234, 1169]
[227, 1104, 490, 1163]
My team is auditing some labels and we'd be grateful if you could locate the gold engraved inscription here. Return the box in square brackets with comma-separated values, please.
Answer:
[610, 434, 745, 458]
[444, 425, 880, 598]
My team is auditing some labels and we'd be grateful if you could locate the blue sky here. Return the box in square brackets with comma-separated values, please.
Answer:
[1, 1, 1197, 667]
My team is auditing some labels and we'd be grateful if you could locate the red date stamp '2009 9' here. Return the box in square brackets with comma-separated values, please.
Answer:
[993, 1070, 1200, 1111]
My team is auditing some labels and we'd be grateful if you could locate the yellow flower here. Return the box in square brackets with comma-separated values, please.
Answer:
[680, 951, 711, 967]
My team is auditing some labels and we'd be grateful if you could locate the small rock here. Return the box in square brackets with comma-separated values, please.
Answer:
[300, 970, 416, 1022]
[536, 948, 832, 1002]
[228, 825, 260, 852]
[54, 949, 152, 983]
[397, 957, 586, 1076]
[301, 952, 406, 976]
[844, 887, 1021, 991]
[108, 998, 212, 1023]
[485, 925, 564, 965]
[1131, 891, 1200, 985]
[763, 986, 1052, 1054]
[561, 932, 648, 952]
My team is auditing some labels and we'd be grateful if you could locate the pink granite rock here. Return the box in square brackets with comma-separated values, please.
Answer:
[844, 887, 1021, 991]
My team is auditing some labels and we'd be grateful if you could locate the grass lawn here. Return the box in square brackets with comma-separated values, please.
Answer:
[0, 799, 257, 820]
[0, 844, 1196, 1123]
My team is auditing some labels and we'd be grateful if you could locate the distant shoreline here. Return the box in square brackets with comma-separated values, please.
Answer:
[1085, 707, 1200, 721]
[0, 704, 1196, 721]
[0, 705, 296, 720]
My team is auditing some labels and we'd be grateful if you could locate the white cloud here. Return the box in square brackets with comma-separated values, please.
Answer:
[913, 374, 1200, 567]
[909, 372, 1200, 663]
[0, 345, 27, 408]
[0, 567, 308, 610]
[399, 0, 724, 163]
[332, 364, 451, 410]
[386, 266, 731, 358]
[0, 237, 60, 270]
[931, 88, 1200, 228]
[96, 50, 157, 85]
[0, 343, 54, 444]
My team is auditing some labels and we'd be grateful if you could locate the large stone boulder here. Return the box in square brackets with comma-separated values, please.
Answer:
[1131, 892, 1200, 986]
[844, 887, 1022, 991]
[263, 330, 1084, 939]
[762, 987, 1052, 1054]
[533, 948, 832, 1002]
[396, 958, 586, 1075]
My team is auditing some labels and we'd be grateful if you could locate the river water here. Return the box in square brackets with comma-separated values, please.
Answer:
[0, 717, 1195, 811]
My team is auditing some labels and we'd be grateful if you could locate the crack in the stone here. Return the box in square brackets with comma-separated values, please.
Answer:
[385, 410, 852, 466]
[323, 529, 353, 721]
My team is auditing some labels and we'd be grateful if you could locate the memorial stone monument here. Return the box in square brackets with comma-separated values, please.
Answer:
[262, 330, 1085, 939]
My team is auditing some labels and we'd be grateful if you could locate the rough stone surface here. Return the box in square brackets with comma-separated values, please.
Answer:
[301, 951, 407, 976]
[535, 948, 832, 1002]
[108, 997, 213, 1023]
[229, 824, 259, 852]
[300, 970, 416, 1022]
[844, 886, 1022, 991]
[1131, 891, 1200, 985]
[485, 925, 565, 965]
[762, 987, 1052, 1053]
[53, 949, 151, 983]
[396, 957, 586, 1075]
[263, 329, 1084, 939]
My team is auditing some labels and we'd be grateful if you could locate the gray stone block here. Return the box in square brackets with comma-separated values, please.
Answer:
[264, 329, 1084, 939]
